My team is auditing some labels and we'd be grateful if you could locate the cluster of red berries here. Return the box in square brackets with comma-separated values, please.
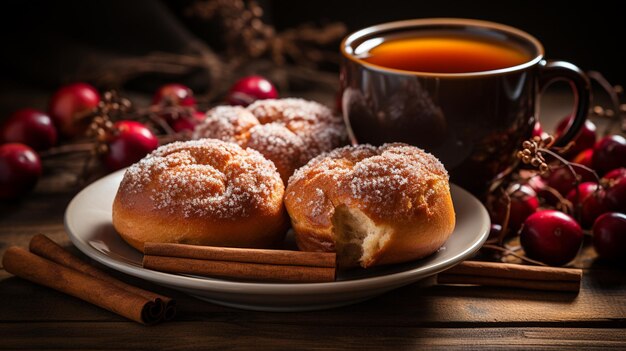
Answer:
[490, 115, 626, 266]
[0, 76, 278, 201]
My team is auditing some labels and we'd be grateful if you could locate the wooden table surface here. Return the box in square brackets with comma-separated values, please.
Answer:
[1, 90, 625, 350]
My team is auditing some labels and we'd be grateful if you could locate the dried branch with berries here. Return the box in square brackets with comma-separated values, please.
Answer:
[483, 72, 626, 267]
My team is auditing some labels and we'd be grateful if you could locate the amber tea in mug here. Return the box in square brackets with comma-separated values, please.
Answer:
[360, 33, 532, 74]
[341, 19, 590, 195]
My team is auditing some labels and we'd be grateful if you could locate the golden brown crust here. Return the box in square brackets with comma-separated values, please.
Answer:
[112, 139, 288, 252]
[284, 143, 456, 268]
[194, 98, 346, 183]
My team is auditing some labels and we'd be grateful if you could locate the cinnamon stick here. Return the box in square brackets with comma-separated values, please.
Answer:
[144, 242, 336, 268]
[143, 255, 336, 283]
[437, 261, 582, 292]
[29, 234, 176, 320]
[437, 274, 580, 292]
[442, 261, 582, 281]
[2, 247, 161, 325]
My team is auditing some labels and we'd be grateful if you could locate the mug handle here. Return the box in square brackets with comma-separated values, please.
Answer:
[538, 60, 591, 147]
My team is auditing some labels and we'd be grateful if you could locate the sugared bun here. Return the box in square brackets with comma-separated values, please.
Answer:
[284, 143, 455, 268]
[193, 98, 346, 183]
[112, 139, 288, 252]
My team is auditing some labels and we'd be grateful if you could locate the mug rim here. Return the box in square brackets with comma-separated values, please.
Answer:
[341, 18, 545, 78]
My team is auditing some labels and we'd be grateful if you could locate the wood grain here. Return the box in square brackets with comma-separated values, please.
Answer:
[0, 324, 625, 350]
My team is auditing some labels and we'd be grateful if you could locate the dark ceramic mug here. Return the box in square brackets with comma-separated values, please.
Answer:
[340, 18, 590, 195]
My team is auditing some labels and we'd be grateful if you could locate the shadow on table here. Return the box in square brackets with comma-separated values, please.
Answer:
[425, 278, 580, 303]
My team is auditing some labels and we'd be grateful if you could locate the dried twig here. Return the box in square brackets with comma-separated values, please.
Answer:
[184, 0, 346, 67]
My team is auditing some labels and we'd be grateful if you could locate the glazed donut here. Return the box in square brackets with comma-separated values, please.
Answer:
[112, 139, 288, 252]
[194, 98, 346, 182]
[284, 143, 456, 268]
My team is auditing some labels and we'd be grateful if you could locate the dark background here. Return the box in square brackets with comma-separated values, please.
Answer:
[271, 0, 625, 83]
[0, 0, 624, 117]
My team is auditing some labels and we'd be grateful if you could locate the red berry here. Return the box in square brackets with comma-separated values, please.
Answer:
[527, 175, 547, 194]
[171, 111, 206, 133]
[102, 121, 159, 171]
[48, 83, 100, 138]
[171, 118, 194, 133]
[566, 182, 597, 206]
[527, 175, 558, 206]
[566, 182, 610, 228]
[572, 148, 593, 168]
[605, 178, 626, 213]
[603, 167, 626, 182]
[0, 143, 42, 200]
[153, 84, 198, 131]
[194, 110, 206, 122]
[592, 212, 626, 262]
[555, 115, 597, 159]
[601, 169, 626, 213]
[592, 135, 626, 175]
[227, 75, 278, 106]
[1, 108, 57, 150]
[545, 164, 596, 196]
[508, 184, 539, 233]
[488, 184, 539, 235]
[532, 121, 548, 139]
[520, 210, 584, 266]
[153, 83, 196, 107]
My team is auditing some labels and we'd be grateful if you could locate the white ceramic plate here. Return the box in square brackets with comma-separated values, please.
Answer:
[65, 169, 490, 312]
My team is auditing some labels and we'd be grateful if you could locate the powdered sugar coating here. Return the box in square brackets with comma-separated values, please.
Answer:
[194, 98, 346, 181]
[193, 106, 259, 144]
[286, 143, 449, 221]
[247, 98, 337, 127]
[118, 139, 283, 219]
[248, 98, 346, 160]
[245, 123, 306, 177]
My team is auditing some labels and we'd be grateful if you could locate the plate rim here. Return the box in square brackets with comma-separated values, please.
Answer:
[65, 169, 490, 296]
